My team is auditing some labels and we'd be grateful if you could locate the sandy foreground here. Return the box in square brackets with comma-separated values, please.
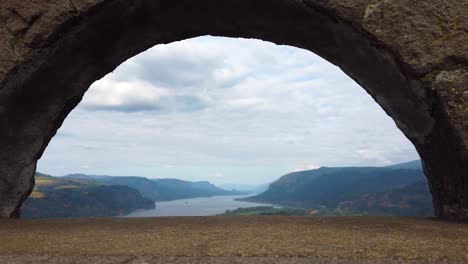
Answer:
[0, 216, 467, 263]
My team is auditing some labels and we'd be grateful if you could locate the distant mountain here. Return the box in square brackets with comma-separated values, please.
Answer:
[64, 174, 245, 201]
[241, 160, 431, 216]
[150, 178, 246, 201]
[62, 173, 114, 180]
[191, 181, 224, 191]
[384, 160, 422, 170]
[219, 183, 270, 194]
[22, 173, 154, 218]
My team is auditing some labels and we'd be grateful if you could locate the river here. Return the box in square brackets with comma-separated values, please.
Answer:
[124, 194, 276, 217]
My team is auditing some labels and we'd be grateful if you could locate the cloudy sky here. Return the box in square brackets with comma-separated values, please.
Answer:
[37, 36, 419, 185]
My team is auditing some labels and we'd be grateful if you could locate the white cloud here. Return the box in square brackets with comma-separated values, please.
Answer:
[355, 148, 393, 165]
[83, 79, 168, 112]
[83, 76, 210, 113]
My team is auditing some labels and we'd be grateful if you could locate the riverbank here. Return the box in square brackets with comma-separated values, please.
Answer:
[1, 216, 467, 263]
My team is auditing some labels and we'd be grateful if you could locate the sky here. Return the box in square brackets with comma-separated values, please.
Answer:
[37, 36, 419, 185]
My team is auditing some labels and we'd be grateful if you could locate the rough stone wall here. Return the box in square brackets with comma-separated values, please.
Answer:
[0, 0, 104, 217]
[306, 0, 468, 218]
[0, 0, 100, 80]
[0, 0, 466, 219]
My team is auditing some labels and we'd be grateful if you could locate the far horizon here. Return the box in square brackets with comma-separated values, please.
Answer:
[37, 36, 420, 185]
[38, 159, 422, 187]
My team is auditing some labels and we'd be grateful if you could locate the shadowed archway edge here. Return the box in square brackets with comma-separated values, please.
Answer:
[0, 0, 467, 219]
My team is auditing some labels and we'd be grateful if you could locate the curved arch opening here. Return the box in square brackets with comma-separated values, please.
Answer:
[22, 36, 429, 219]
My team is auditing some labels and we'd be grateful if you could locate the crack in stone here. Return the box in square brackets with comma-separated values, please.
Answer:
[5, 8, 29, 35]
[5, 7, 43, 36]
[67, 0, 80, 15]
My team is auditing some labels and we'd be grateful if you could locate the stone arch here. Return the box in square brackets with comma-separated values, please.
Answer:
[0, 0, 466, 219]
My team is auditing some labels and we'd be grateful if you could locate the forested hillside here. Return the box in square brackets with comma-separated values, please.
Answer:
[22, 174, 155, 218]
[241, 160, 433, 216]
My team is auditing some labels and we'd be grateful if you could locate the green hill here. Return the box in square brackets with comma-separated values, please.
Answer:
[22, 173, 155, 218]
[240, 160, 432, 216]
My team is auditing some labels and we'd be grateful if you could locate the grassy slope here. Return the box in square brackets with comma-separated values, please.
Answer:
[22, 174, 155, 218]
[223, 206, 310, 216]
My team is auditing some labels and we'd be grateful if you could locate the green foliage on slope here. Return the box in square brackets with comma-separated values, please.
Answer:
[22, 174, 155, 218]
[336, 180, 433, 217]
[240, 160, 433, 216]
[223, 206, 310, 216]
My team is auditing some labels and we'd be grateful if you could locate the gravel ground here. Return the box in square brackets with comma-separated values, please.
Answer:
[1, 256, 468, 264]
[0, 216, 467, 263]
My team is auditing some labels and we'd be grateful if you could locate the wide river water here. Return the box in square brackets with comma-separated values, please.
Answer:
[124, 194, 275, 217]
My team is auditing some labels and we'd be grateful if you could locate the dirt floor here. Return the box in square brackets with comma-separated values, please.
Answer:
[0, 216, 467, 263]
